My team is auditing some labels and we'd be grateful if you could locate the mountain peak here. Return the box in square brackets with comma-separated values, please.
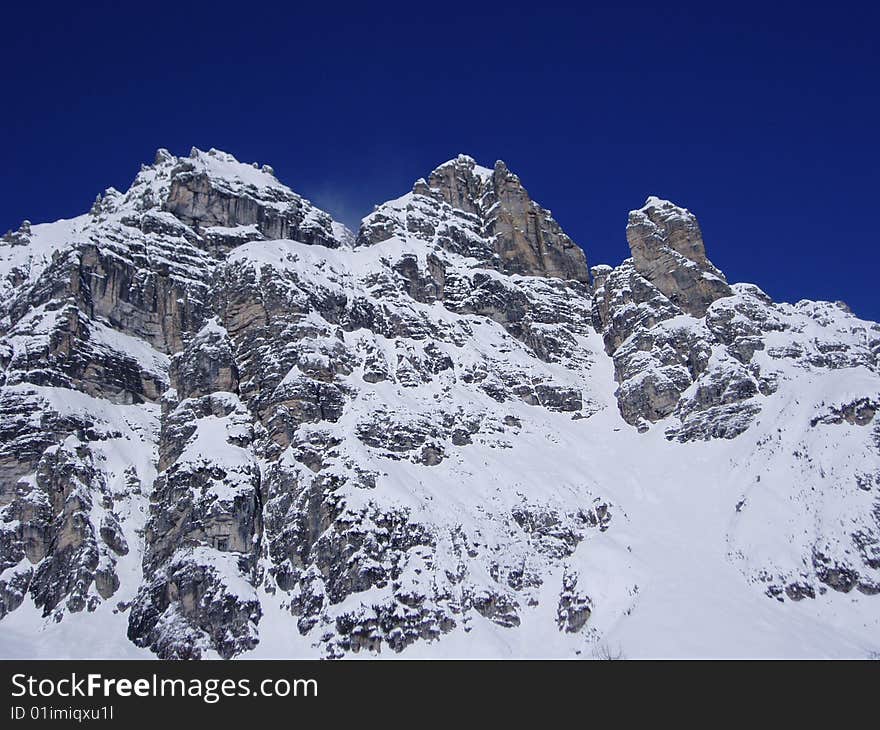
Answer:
[432, 153, 496, 182]
[626, 195, 731, 316]
[176, 146, 281, 190]
[640, 195, 688, 213]
[358, 155, 589, 282]
[154, 147, 174, 165]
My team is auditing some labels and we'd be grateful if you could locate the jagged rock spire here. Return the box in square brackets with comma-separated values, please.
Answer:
[358, 154, 590, 283]
[626, 197, 732, 316]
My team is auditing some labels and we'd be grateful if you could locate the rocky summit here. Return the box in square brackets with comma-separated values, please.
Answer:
[1, 148, 878, 659]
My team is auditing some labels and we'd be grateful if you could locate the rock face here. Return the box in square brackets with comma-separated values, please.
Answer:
[1, 150, 879, 659]
[358, 155, 590, 283]
[163, 148, 347, 249]
[626, 197, 732, 317]
[592, 197, 756, 436]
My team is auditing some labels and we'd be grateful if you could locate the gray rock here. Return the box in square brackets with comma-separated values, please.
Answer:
[627, 197, 732, 317]
[358, 154, 590, 283]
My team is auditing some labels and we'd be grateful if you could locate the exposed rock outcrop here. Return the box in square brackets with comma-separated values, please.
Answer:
[592, 197, 750, 435]
[626, 197, 732, 317]
[358, 154, 589, 283]
[164, 148, 346, 249]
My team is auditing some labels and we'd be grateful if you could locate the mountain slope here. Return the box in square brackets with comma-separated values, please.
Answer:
[0, 149, 878, 658]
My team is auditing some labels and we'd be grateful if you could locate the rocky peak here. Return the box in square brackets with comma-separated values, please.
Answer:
[161, 147, 349, 249]
[1, 220, 31, 247]
[358, 155, 589, 283]
[626, 197, 732, 316]
[423, 154, 496, 214]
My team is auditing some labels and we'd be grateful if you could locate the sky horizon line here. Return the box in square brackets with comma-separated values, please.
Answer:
[2, 2, 876, 319]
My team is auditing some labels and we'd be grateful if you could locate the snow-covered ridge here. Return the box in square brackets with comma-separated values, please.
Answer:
[0, 147, 878, 659]
[186, 147, 280, 189]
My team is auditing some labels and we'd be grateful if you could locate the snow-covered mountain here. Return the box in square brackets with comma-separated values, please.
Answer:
[1, 148, 878, 659]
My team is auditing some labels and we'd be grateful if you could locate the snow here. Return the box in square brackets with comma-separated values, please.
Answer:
[203, 223, 262, 238]
[173, 547, 257, 602]
[188, 147, 280, 191]
[87, 319, 170, 377]
[177, 412, 254, 473]
[0, 215, 89, 306]
[245, 384, 880, 658]
[435, 154, 496, 182]
[639, 195, 689, 214]
[0, 393, 159, 659]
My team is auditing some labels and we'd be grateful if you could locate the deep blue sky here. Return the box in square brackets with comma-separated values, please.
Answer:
[2, 2, 878, 318]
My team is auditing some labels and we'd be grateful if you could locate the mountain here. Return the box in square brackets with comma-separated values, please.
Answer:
[0, 148, 878, 659]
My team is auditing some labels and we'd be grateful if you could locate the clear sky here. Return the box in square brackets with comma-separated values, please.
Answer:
[2, 2, 877, 318]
